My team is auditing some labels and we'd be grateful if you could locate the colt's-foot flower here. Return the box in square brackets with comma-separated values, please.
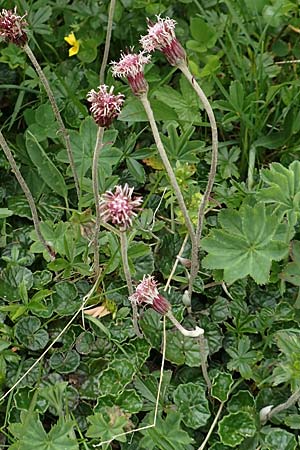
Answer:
[129, 275, 171, 315]
[111, 51, 151, 96]
[0, 7, 27, 46]
[99, 184, 143, 230]
[87, 85, 124, 128]
[140, 15, 186, 66]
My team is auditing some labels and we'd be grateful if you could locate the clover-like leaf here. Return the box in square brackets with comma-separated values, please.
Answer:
[202, 203, 289, 284]
[218, 411, 256, 447]
[173, 382, 210, 428]
[257, 161, 300, 224]
[15, 317, 49, 351]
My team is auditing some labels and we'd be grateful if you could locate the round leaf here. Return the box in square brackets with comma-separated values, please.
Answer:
[173, 382, 211, 428]
[15, 317, 49, 351]
[218, 411, 256, 447]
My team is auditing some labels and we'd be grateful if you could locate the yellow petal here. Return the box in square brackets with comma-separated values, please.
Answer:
[69, 41, 80, 57]
[64, 32, 76, 45]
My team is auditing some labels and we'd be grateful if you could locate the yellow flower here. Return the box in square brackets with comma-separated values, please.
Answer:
[64, 32, 80, 57]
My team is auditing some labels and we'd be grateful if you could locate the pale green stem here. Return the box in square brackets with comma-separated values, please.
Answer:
[0, 130, 53, 259]
[23, 43, 80, 202]
[178, 62, 218, 299]
[166, 310, 211, 389]
[139, 93, 197, 283]
[120, 230, 142, 337]
[92, 127, 104, 276]
[99, 0, 116, 84]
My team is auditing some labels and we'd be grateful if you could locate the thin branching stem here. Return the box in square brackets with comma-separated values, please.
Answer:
[178, 62, 218, 298]
[99, 0, 116, 84]
[120, 230, 142, 337]
[139, 93, 197, 288]
[0, 272, 102, 403]
[198, 401, 224, 450]
[23, 43, 80, 202]
[92, 127, 104, 276]
[93, 316, 166, 447]
[0, 130, 53, 259]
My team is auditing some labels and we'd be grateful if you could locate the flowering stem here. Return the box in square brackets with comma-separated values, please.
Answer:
[120, 231, 142, 337]
[23, 43, 80, 202]
[99, 0, 116, 84]
[139, 93, 197, 282]
[92, 127, 104, 276]
[0, 130, 53, 259]
[166, 310, 211, 389]
[178, 62, 218, 299]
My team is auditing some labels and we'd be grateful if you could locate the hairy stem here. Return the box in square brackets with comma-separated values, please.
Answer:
[260, 387, 300, 424]
[120, 231, 142, 337]
[0, 130, 53, 259]
[178, 62, 218, 298]
[92, 127, 104, 276]
[139, 93, 197, 290]
[23, 43, 80, 202]
[166, 310, 210, 388]
[99, 0, 116, 84]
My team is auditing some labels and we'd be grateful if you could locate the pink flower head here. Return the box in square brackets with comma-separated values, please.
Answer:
[87, 85, 124, 128]
[0, 8, 27, 46]
[140, 15, 186, 66]
[129, 275, 171, 315]
[99, 183, 143, 230]
[111, 50, 151, 96]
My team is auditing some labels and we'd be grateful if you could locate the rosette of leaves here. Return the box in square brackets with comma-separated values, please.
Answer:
[256, 161, 300, 225]
[202, 203, 290, 284]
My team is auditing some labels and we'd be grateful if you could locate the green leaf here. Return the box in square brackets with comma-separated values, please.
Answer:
[0, 208, 13, 218]
[173, 382, 210, 428]
[261, 426, 297, 450]
[202, 203, 289, 284]
[140, 411, 194, 450]
[25, 131, 68, 199]
[257, 161, 300, 224]
[8, 412, 78, 450]
[189, 17, 217, 51]
[56, 117, 119, 185]
[49, 350, 80, 374]
[281, 241, 300, 286]
[218, 411, 256, 447]
[86, 411, 127, 442]
[211, 372, 234, 402]
[226, 336, 262, 379]
[15, 317, 49, 351]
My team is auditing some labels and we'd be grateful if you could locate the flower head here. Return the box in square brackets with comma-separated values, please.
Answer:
[0, 8, 27, 46]
[111, 50, 151, 96]
[99, 184, 143, 230]
[140, 15, 186, 66]
[64, 32, 80, 57]
[129, 275, 171, 315]
[87, 85, 124, 128]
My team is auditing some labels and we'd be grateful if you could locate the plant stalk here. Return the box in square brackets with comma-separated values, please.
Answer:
[166, 310, 211, 388]
[23, 43, 80, 202]
[92, 127, 105, 276]
[99, 0, 116, 84]
[260, 387, 300, 424]
[120, 230, 142, 337]
[178, 62, 218, 298]
[139, 93, 197, 290]
[0, 130, 53, 259]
